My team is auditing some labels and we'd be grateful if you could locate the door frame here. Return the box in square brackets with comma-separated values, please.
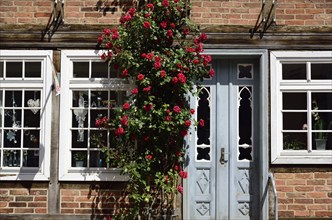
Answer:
[183, 49, 269, 219]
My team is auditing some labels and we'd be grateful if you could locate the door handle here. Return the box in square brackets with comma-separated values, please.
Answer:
[220, 147, 229, 164]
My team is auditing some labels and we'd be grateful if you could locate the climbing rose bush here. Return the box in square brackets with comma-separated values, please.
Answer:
[97, 0, 214, 218]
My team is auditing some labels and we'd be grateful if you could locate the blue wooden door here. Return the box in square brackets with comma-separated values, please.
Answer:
[185, 58, 261, 219]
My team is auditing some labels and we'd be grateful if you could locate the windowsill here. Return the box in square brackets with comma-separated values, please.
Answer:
[59, 168, 129, 181]
[0, 168, 49, 181]
[272, 150, 332, 164]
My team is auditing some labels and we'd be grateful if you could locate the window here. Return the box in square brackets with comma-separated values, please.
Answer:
[270, 51, 332, 164]
[59, 50, 130, 181]
[0, 50, 52, 180]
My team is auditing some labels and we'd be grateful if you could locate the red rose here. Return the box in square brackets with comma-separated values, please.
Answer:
[162, 0, 169, 7]
[167, 29, 173, 37]
[103, 28, 111, 36]
[143, 86, 151, 92]
[170, 23, 175, 28]
[190, 109, 195, 114]
[137, 73, 145, 81]
[121, 69, 128, 77]
[193, 59, 200, 65]
[154, 61, 161, 69]
[124, 14, 132, 21]
[101, 53, 107, 60]
[112, 32, 119, 40]
[145, 13, 150, 18]
[144, 104, 153, 111]
[146, 53, 154, 60]
[171, 77, 178, 84]
[160, 70, 166, 77]
[160, 21, 167, 29]
[97, 35, 104, 43]
[199, 119, 205, 127]
[128, 7, 136, 16]
[165, 116, 171, 121]
[177, 73, 186, 83]
[131, 88, 138, 94]
[122, 102, 130, 110]
[95, 118, 102, 127]
[181, 130, 188, 136]
[143, 21, 151, 29]
[106, 42, 112, 49]
[179, 171, 188, 179]
[200, 33, 207, 41]
[146, 155, 152, 160]
[177, 185, 183, 194]
[183, 28, 190, 35]
[185, 120, 191, 127]
[173, 105, 181, 113]
[120, 115, 128, 126]
[147, 3, 154, 9]
[115, 127, 125, 136]
[209, 68, 215, 77]
[174, 165, 179, 171]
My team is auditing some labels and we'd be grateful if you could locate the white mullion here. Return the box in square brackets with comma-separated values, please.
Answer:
[307, 62, 311, 82]
[308, 91, 313, 152]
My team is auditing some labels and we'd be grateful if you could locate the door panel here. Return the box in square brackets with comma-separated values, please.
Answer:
[186, 58, 260, 219]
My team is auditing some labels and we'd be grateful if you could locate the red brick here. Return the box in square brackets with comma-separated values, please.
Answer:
[307, 180, 326, 185]
[315, 185, 332, 191]
[62, 196, 75, 202]
[61, 202, 79, 208]
[80, 202, 93, 208]
[287, 179, 306, 185]
[307, 204, 327, 210]
[9, 202, 27, 207]
[279, 211, 294, 218]
[0, 196, 14, 202]
[305, 20, 325, 25]
[295, 15, 314, 20]
[85, 13, 102, 18]
[275, 173, 294, 179]
[294, 199, 313, 204]
[28, 202, 47, 207]
[279, 198, 294, 204]
[0, 1, 14, 6]
[75, 209, 92, 214]
[30, 190, 47, 196]
[15, 208, 34, 213]
[288, 204, 306, 210]
[286, 192, 306, 198]
[315, 198, 332, 204]
[295, 3, 313, 8]
[294, 210, 310, 217]
[61, 190, 79, 196]
[61, 208, 74, 214]
[305, 9, 325, 14]
[33, 1, 52, 7]
[0, 7, 18, 12]
[314, 172, 332, 179]
[285, 9, 305, 14]
[307, 192, 327, 198]
[315, 211, 332, 217]
[0, 202, 7, 207]
[277, 186, 294, 192]
[9, 189, 29, 196]
[0, 190, 9, 196]
[285, 20, 305, 25]
[75, 196, 91, 202]
[34, 196, 47, 201]
[14, 1, 32, 6]
[294, 173, 314, 179]
[16, 196, 33, 202]
[35, 208, 47, 214]
[0, 208, 14, 213]
[294, 186, 314, 192]
[34, 12, 49, 18]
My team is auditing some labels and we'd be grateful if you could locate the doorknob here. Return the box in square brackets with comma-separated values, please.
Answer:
[220, 147, 229, 164]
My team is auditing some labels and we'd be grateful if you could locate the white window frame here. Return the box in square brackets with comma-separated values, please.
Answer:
[0, 50, 52, 180]
[270, 51, 332, 164]
[59, 50, 130, 181]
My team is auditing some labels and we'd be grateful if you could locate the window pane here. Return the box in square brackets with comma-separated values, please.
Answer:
[23, 130, 40, 148]
[282, 64, 306, 80]
[91, 110, 108, 128]
[312, 93, 332, 110]
[91, 91, 108, 108]
[24, 110, 40, 127]
[4, 109, 22, 128]
[72, 91, 88, 107]
[283, 112, 307, 130]
[90, 151, 107, 167]
[25, 62, 41, 78]
[90, 130, 107, 148]
[4, 130, 21, 147]
[6, 62, 22, 78]
[71, 130, 88, 148]
[283, 133, 307, 150]
[109, 64, 119, 78]
[0, 61, 3, 77]
[283, 93, 307, 110]
[312, 134, 332, 150]
[91, 62, 108, 78]
[3, 150, 20, 167]
[311, 64, 332, 80]
[5, 91, 22, 107]
[73, 62, 89, 78]
[110, 91, 126, 107]
[23, 150, 39, 167]
[72, 151, 87, 167]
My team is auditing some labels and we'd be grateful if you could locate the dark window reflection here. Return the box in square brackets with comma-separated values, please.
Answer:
[282, 64, 306, 80]
[311, 64, 332, 80]
[283, 93, 307, 110]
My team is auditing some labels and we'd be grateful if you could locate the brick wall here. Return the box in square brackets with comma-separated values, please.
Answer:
[0, 183, 48, 215]
[190, 0, 332, 26]
[1, 0, 331, 27]
[274, 171, 332, 218]
[60, 183, 128, 216]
